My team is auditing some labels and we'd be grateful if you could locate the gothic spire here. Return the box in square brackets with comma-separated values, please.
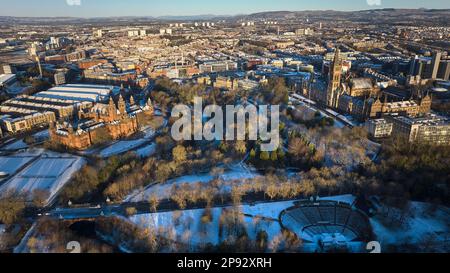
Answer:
[333, 47, 341, 64]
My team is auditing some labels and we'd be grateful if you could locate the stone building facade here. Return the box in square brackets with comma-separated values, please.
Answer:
[49, 95, 153, 150]
[369, 95, 431, 118]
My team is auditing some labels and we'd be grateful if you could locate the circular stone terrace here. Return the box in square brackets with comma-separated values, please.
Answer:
[279, 200, 373, 246]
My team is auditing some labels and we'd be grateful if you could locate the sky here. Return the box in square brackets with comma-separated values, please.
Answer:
[0, 0, 447, 18]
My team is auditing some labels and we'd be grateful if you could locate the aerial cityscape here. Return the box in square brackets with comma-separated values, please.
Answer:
[0, 0, 449, 257]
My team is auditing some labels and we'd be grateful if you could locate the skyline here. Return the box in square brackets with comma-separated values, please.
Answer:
[0, 0, 448, 18]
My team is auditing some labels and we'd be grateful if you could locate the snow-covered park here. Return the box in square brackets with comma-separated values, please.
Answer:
[99, 139, 148, 158]
[129, 195, 449, 253]
[96, 127, 156, 158]
[0, 148, 86, 205]
[129, 195, 358, 252]
[126, 165, 259, 202]
[370, 201, 450, 252]
[129, 199, 297, 252]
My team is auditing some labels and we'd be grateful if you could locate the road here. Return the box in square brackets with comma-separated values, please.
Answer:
[41, 194, 307, 221]
[47, 204, 122, 220]
[289, 93, 355, 128]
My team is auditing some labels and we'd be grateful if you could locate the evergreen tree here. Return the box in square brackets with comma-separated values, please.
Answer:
[270, 151, 278, 161]
[260, 151, 270, 161]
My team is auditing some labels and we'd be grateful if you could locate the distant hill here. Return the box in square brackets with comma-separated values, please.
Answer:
[238, 9, 450, 25]
[156, 14, 230, 21]
[242, 8, 450, 18]
[0, 8, 449, 25]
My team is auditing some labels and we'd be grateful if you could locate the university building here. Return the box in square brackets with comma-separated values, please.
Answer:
[387, 114, 450, 145]
[366, 113, 450, 145]
[366, 118, 393, 139]
[368, 95, 431, 118]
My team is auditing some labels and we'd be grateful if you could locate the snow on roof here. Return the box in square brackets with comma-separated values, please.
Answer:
[386, 100, 418, 108]
[34, 84, 118, 103]
[35, 91, 101, 102]
[47, 86, 111, 96]
[91, 102, 109, 114]
[392, 114, 450, 126]
[350, 78, 373, 90]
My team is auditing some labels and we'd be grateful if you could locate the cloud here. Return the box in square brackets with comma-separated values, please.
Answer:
[366, 0, 382, 6]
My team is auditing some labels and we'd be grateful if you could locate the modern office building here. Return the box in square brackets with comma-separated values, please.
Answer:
[54, 72, 66, 85]
[386, 114, 450, 145]
[366, 118, 394, 138]
[410, 52, 449, 81]
[437, 60, 450, 81]
[430, 51, 442, 80]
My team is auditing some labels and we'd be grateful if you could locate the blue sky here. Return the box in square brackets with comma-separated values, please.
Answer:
[0, 0, 447, 17]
